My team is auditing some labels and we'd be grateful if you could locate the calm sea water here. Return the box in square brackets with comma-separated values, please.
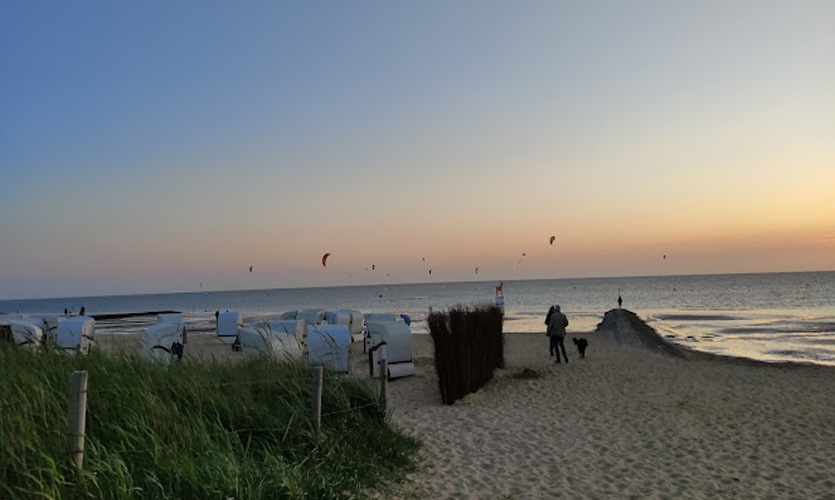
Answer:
[2, 271, 834, 366]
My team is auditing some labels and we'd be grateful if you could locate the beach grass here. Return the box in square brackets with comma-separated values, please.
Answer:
[0, 345, 419, 499]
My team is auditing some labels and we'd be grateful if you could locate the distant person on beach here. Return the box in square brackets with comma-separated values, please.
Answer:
[79, 306, 85, 316]
[618, 295, 623, 308]
[547, 305, 569, 363]
[63, 308, 68, 315]
[544, 305, 556, 356]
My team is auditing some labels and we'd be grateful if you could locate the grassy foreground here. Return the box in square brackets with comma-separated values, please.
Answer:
[0, 347, 419, 499]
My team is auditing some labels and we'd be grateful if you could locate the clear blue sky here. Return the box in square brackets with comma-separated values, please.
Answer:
[2, 1, 834, 299]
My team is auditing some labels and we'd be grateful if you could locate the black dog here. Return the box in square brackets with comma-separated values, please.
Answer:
[572, 337, 588, 359]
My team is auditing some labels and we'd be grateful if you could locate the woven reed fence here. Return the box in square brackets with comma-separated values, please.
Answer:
[427, 305, 504, 405]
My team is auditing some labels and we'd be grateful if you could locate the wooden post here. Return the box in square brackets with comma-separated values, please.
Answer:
[379, 358, 388, 412]
[311, 366, 323, 434]
[67, 370, 88, 471]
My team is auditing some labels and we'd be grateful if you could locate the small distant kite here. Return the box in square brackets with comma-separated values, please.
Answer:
[249, 266, 253, 272]
[429, 269, 432, 275]
[372, 264, 376, 271]
[322, 253, 331, 267]
[475, 267, 479, 274]
[663, 255, 667, 260]
[550, 236, 556, 245]
[422, 257, 426, 261]
[522, 252, 526, 257]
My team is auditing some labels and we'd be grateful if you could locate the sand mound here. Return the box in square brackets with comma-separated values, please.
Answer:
[596, 308, 685, 358]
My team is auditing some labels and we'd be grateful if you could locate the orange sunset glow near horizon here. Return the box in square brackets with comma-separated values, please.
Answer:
[1, 1, 833, 300]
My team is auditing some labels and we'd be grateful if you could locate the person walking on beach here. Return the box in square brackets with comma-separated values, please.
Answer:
[545, 305, 556, 356]
[618, 294, 623, 309]
[547, 305, 569, 363]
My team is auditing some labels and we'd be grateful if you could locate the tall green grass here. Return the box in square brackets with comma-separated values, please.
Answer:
[0, 346, 419, 499]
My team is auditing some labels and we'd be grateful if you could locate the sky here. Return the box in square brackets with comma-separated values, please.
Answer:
[1, 0, 834, 300]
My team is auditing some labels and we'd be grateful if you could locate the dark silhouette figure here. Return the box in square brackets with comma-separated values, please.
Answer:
[547, 305, 569, 363]
[618, 295, 623, 308]
[573, 337, 588, 359]
[544, 306, 556, 356]
[63, 308, 68, 315]
[171, 342, 184, 360]
[79, 306, 85, 316]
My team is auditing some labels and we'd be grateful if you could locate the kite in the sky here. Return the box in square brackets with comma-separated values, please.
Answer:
[663, 255, 667, 260]
[322, 253, 331, 267]
[475, 267, 479, 274]
[550, 236, 556, 245]
[249, 266, 253, 272]
[372, 264, 376, 271]
[429, 269, 432, 275]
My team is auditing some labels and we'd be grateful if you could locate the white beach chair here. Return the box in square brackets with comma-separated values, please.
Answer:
[216, 312, 242, 348]
[239, 319, 306, 362]
[362, 313, 399, 352]
[144, 322, 185, 363]
[57, 317, 96, 354]
[325, 310, 366, 343]
[298, 309, 326, 325]
[306, 324, 350, 373]
[366, 321, 415, 379]
[347, 310, 365, 343]
[8, 321, 43, 349]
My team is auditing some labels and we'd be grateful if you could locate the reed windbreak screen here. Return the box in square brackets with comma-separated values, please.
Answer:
[428, 305, 504, 405]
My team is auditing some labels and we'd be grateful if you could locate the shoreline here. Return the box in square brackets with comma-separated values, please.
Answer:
[595, 308, 835, 371]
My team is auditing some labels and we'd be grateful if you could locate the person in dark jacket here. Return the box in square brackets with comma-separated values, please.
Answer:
[547, 305, 569, 363]
[544, 306, 556, 356]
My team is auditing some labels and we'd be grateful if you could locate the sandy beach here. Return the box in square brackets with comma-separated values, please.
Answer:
[98, 312, 835, 500]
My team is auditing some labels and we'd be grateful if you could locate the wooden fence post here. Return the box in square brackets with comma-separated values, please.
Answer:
[312, 366, 323, 433]
[67, 370, 88, 471]
[380, 357, 388, 412]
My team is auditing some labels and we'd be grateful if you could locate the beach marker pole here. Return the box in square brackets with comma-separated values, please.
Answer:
[67, 370, 88, 471]
[312, 366, 323, 434]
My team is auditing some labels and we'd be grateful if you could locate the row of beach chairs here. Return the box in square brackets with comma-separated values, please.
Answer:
[0, 315, 96, 354]
[208, 309, 415, 379]
[1, 307, 416, 380]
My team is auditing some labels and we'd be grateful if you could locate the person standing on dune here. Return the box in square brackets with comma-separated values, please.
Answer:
[548, 305, 569, 364]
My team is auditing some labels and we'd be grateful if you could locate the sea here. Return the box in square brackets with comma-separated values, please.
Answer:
[2, 271, 834, 366]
